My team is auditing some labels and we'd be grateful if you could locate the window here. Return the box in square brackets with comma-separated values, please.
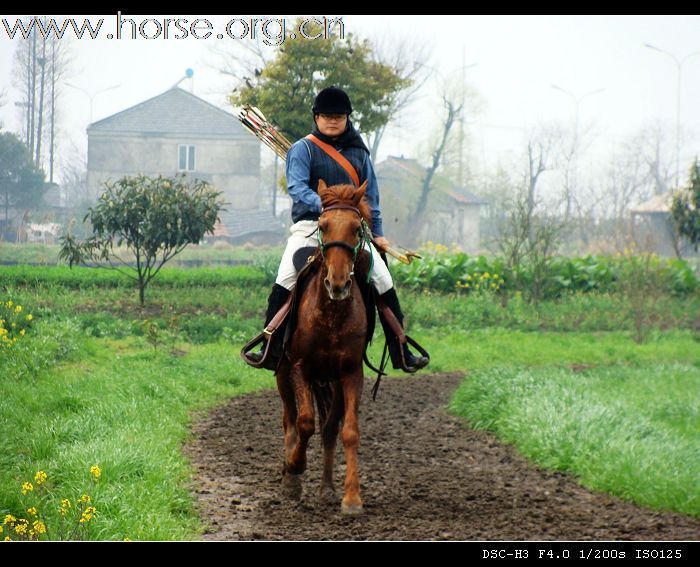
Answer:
[178, 145, 196, 172]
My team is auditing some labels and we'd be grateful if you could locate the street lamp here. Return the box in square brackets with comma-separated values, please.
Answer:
[644, 43, 700, 188]
[65, 82, 121, 124]
[551, 84, 605, 151]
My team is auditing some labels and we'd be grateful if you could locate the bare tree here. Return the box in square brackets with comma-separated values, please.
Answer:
[12, 17, 71, 181]
[365, 34, 432, 161]
[523, 125, 561, 217]
[406, 93, 461, 246]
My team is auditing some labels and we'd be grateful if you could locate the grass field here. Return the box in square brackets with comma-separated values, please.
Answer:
[1, 263, 699, 539]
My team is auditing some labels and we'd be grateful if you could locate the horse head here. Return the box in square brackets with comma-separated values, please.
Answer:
[317, 179, 372, 301]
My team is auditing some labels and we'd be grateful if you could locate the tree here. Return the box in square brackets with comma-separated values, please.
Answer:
[0, 132, 46, 227]
[58, 175, 225, 306]
[12, 17, 71, 181]
[406, 94, 461, 246]
[671, 159, 700, 253]
[229, 18, 410, 145]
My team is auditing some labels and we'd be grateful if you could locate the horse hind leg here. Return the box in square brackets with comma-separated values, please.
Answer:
[277, 361, 303, 500]
[318, 381, 343, 504]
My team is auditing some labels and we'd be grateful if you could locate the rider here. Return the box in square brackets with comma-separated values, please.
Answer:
[247, 86, 429, 372]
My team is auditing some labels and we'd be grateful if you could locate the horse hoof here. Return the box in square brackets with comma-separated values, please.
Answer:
[341, 501, 363, 516]
[281, 473, 302, 500]
[320, 487, 339, 505]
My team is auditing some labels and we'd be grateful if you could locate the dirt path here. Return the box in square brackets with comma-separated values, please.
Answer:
[184, 372, 700, 541]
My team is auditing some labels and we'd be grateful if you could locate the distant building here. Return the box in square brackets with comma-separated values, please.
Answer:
[630, 192, 695, 257]
[86, 87, 284, 243]
[375, 156, 487, 252]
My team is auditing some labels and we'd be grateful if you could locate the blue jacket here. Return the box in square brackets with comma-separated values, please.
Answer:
[286, 137, 384, 237]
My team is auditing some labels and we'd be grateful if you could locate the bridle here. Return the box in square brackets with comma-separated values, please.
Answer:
[317, 204, 374, 283]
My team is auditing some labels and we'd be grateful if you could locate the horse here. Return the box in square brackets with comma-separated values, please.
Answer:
[275, 179, 372, 515]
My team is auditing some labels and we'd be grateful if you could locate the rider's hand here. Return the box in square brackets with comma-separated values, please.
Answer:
[374, 236, 390, 252]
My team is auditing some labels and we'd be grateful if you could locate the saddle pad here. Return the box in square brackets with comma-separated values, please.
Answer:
[293, 246, 319, 272]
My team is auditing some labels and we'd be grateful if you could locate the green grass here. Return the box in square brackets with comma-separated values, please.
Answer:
[2, 263, 699, 538]
[449, 363, 700, 517]
[0, 327, 274, 540]
[0, 241, 284, 266]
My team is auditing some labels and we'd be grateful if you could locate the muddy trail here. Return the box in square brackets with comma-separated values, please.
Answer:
[184, 372, 700, 541]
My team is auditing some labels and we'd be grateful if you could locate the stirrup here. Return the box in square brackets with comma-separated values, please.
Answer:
[240, 328, 275, 368]
[397, 335, 430, 373]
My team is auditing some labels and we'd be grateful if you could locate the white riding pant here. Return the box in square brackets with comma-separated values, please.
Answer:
[275, 220, 394, 295]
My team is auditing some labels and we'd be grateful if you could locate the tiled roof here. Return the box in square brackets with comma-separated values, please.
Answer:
[629, 192, 677, 214]
[87, 87, 249, 137]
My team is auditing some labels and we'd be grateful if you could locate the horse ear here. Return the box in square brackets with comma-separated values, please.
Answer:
[317, 179, 330, 202]
[353, 180, 368, 205]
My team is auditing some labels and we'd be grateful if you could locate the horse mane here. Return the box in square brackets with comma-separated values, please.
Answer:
[319, 184, 373, 231]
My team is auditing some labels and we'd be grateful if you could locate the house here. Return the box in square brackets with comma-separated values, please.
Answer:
[629, 192, 695, 258]
[374, 156, 487, 252]
[86, 87, 284, 243]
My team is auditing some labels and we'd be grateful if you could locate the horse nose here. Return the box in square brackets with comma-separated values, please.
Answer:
[324, 277, 352, 299]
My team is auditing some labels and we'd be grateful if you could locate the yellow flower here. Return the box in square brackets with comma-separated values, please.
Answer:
[34, 470, 47, 485]
[20, 329, 25, 336]
[61, 498, 71, 510]
[80, 506, 96, 523]
[123, 537, 131, 541]
[4, 536, 10, 541]
[14, 305, 22, 313]
[466, 274, 472, 280]
[21, 482, 33, 495]
[14, 523, 27, 536]
[90, 465, 101, 480]
[27, 507, 37, 517]
[79, 494, 91, 504]
[0, 524, 3, 534]
[27, 314, 33, 321]
[3, 515, 16, 525]
[32, 521, 46, 535]
[6, 300, 13, 308]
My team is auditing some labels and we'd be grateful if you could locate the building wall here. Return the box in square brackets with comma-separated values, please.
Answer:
[421, 205, 481, 252]
[86, 132, 260, 209]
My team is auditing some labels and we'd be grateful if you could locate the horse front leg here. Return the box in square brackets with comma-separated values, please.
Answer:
[282, 362, 315, 500]
[340, 369, 364, 515]
[276, 360, 297, 472]
[320, 382, 343, 504]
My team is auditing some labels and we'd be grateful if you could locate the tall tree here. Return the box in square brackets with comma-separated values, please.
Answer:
[229, 18, 410, 145]
[12, 17, 71, 180]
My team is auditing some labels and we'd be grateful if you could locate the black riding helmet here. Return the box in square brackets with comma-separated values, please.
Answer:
[312, 86, 352, 115]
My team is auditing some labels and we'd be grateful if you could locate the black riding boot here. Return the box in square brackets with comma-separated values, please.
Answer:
[378, 287, 429, 371]
[247, 283, 291, 366]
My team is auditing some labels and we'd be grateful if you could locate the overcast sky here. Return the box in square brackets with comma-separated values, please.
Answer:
[2, 14, 700, 187]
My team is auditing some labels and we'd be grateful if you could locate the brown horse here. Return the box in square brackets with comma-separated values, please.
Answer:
[275, 180, 372, 515]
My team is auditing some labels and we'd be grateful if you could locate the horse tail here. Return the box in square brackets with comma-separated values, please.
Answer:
[312, 381, 342, 431]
